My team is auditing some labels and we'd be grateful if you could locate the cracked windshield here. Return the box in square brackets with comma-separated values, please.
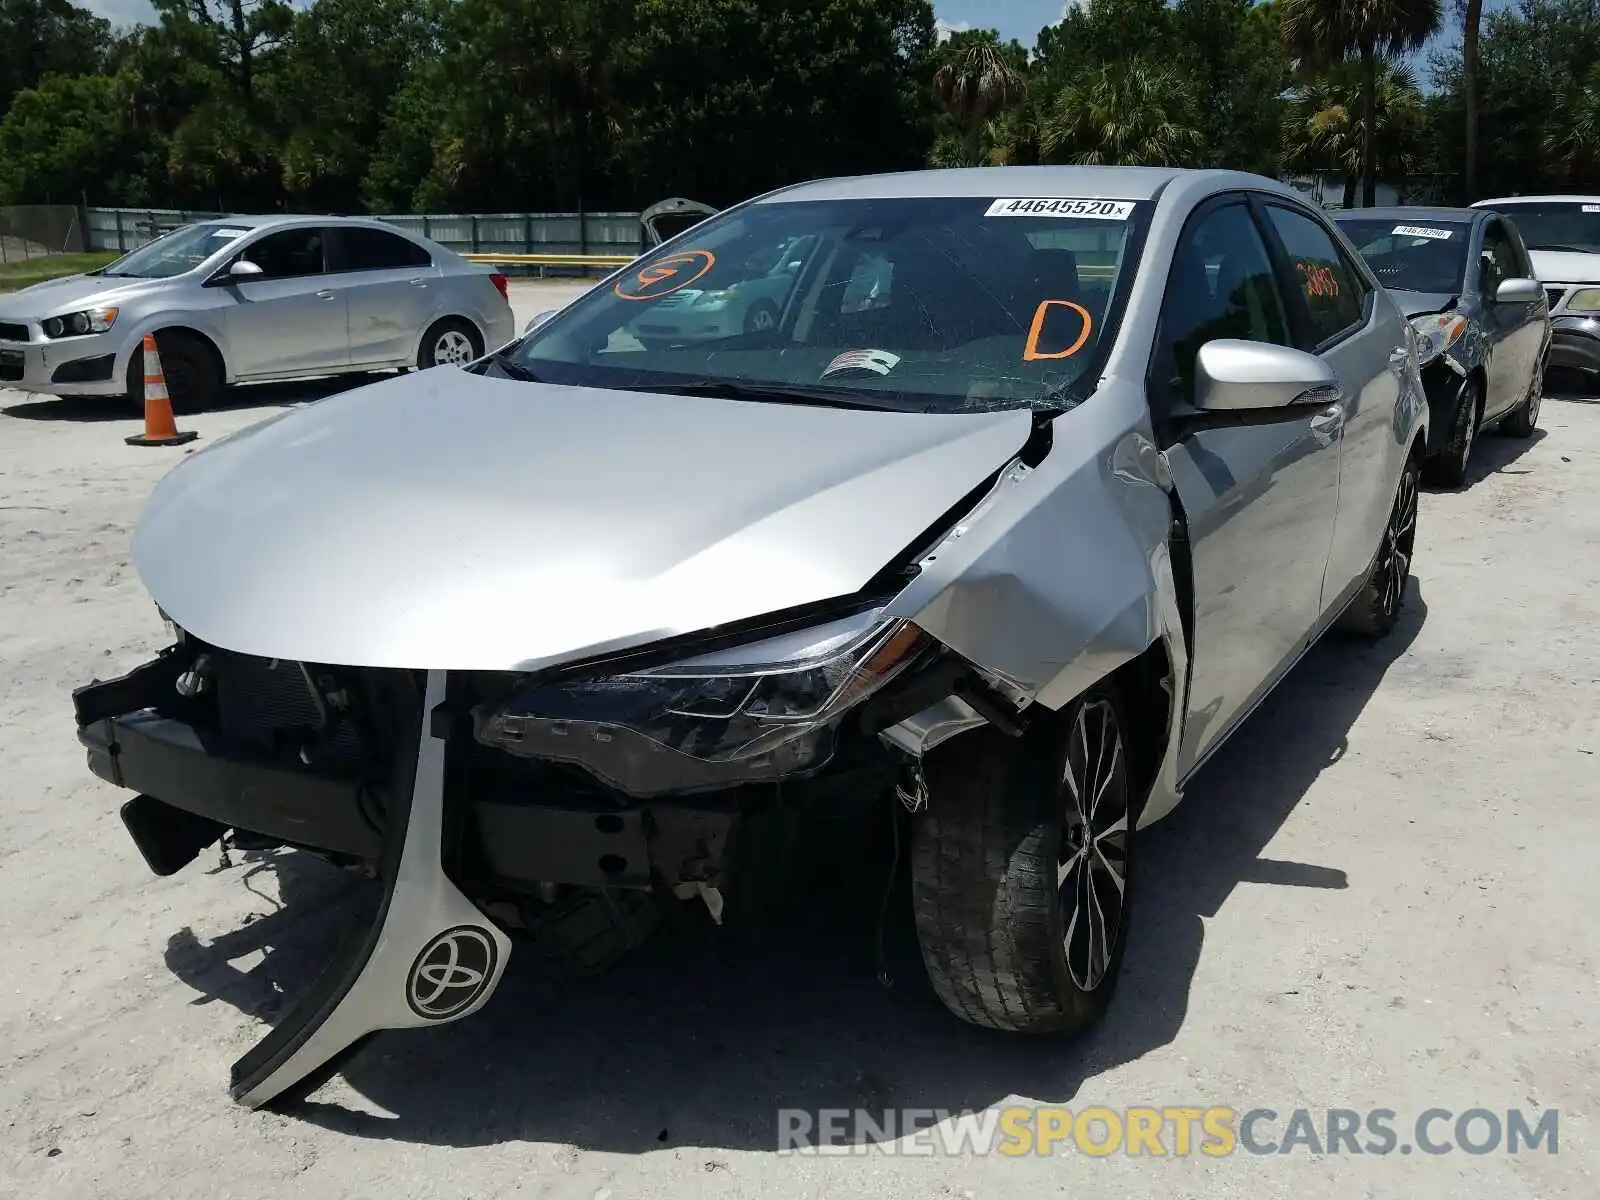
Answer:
[509, 196, 1146, 411]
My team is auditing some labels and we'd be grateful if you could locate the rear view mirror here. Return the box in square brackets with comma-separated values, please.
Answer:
[1193, 340, 1338, 412]
[523, 310, 556, 334]
[1495, 277, 1543, 305]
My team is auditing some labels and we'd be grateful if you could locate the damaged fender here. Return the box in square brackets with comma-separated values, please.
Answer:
[230, 670, 511, 1109]
[880, 376, 1190, 827]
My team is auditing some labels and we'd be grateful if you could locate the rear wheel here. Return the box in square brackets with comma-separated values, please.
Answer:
[1498, 358, 1543, 438]
[910, 684, 1135, 1035]
[418, 318, 482, 370]
[124, 331, 220, 415]
[1337, 456, 1419, 639]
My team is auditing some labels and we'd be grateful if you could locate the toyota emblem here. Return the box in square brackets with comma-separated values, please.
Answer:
[406, 926, 499, 1020]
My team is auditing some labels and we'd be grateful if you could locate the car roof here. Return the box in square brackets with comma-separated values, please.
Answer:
[1333, 206, 1481, 224]
[187, 213, 422, 234]
[755, 165, 1302, 205]
[1472, 195, 1600, 206]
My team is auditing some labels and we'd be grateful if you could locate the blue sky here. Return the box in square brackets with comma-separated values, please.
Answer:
[935, 1, 1076, 45]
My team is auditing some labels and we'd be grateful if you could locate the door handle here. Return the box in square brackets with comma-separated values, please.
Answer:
[315, 289, 336, 300]
[408, 279, 429, 288]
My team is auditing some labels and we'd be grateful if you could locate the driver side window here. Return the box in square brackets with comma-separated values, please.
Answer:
[238, 228, 328, 280]
[1479, 220, 1513, 300]
[1150, 200, 1292, 409]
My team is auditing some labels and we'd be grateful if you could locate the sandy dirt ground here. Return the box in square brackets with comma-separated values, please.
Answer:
[2, 282, 1597, 1198]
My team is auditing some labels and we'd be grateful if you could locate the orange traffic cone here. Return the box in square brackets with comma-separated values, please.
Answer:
[125, 333, 198, 447]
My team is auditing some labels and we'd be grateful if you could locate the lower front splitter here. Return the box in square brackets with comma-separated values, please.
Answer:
[229, 669, 512, 1109]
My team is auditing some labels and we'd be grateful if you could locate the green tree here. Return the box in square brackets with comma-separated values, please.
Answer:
[1459, 0, 1482, 198]
[930, 28, 1027, 167]
[1282, 58, 1428, 205]
[0, 0, 110, 118]
[1041, 59, 1205, 167]
[1281, 0, 1441, 205]
[0, 73, 141, 205]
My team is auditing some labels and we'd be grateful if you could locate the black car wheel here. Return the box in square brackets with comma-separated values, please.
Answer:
[1338, 456, 1420, 639]
[124, 331, 220, 415]
[1425, 376, 1479, 488]
[1499, 357, 1544, 438]
[911, 683, 1135, 1035]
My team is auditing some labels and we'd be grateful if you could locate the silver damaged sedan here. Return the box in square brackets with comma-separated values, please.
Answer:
[0, 215, 515, 411]
[71, 166, 1429, 1108]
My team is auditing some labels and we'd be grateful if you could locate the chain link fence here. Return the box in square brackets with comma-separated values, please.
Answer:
[0, 205, 86, 262]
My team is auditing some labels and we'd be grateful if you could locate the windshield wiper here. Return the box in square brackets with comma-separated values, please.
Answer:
[479, 349, 544, 382]
[610, 379, 921, 411]
[1526, 243, 1595, 253]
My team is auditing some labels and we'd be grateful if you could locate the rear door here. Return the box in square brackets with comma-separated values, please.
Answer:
[328, 226, 439, 367]
[1148, 194, 1343, 776]
[223, 226, 350, 378]
[1255, 198, 1403, 614]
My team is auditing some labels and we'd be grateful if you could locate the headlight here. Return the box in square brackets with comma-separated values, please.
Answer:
[692, 289, 734, 306]
[1409, 312, 1468, 366]
[1566, 287, 1600, 313]
[473, 611, 929, 795]
[41, 307, 118, 339]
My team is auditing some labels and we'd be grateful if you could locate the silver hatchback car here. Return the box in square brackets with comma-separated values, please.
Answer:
[72, 166, 1427, 1108]
[0, 215, 515, 411]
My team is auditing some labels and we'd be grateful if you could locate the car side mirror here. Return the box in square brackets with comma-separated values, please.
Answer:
[1193, 339, 1338, 412]
[1495, 277, 1542, 305]
[523, 310, 556, 334]
[206, 259, 263, 287]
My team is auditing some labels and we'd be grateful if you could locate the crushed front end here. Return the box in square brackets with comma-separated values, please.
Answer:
[74, 601, 1027, 1107]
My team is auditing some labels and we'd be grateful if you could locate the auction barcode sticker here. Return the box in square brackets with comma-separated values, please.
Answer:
[986, 198, 1135, 220]
[1392, 225, 1454, 240]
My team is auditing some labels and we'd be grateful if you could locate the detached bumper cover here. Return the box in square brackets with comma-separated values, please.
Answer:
[76, 666, 511, 1109]
[1548, 315, 1600, 375]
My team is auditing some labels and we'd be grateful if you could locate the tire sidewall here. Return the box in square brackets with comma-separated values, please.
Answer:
[1030, 685, 1137, 1025]
[419, 319, 482, 370]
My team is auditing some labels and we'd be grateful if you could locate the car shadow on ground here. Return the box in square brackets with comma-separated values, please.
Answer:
[162, 585, 1427, 1152]
[1460, 426, 1548, 488]
[0, 373, 394, 423]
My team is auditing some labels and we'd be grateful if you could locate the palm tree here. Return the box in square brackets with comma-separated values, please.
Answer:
[1460, 0, 1482, 200]
[1040, 59, 1205, 168]
[1544, 65, 1600, 182]
[1281, 59, 1427, 206]
[931, 31, 1027, 167]
[1280, 0, 1442, 206]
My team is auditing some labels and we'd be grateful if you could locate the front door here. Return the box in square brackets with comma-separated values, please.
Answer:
[1477, 217, 1538, 420]
[1147, 196, 1343, 776]
[223, 226, 350, 378]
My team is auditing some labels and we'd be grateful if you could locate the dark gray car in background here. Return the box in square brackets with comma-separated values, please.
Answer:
[1334, 206, 1550, 486]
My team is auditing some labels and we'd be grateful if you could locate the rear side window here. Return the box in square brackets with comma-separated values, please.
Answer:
[338, 227, 433, 271]
[1264, 205, 1366, 346]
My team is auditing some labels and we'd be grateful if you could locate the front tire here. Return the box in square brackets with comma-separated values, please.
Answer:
[125, 331, 220, 415]
[1337, 455, 1419, 639]
[910, 685, 1135, 1035]
[1425, 377, 1479, 488]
